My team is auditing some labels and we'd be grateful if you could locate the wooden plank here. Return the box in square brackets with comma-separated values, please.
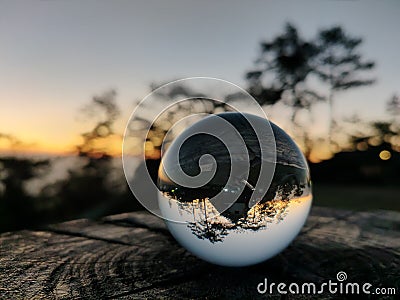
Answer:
[1, 207, 399, 299]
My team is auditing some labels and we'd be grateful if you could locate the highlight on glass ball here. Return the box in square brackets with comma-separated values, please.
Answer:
[122, 78, 312, 267]
[157, 112, 312, 267]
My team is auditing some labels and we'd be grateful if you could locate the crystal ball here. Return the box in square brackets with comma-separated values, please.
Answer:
[157, 112, 312, 266]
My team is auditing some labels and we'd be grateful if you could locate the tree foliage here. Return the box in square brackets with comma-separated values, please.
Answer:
[314, 26, 375, 91]
[387, 94, 400, 117]
[77, 89, 120, 158]
[246, 23, 320, 111]
[246, 23, 376, 148]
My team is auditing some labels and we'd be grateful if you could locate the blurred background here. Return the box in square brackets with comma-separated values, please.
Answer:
[1, 0, 400, 232]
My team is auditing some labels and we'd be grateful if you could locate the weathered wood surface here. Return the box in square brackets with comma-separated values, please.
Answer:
[1, 206, 400, 299]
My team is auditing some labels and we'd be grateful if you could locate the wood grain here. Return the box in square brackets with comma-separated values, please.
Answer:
[1, 207, 399, 299]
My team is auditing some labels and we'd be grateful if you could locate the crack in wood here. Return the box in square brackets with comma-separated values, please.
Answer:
[40, 228, 134, 246]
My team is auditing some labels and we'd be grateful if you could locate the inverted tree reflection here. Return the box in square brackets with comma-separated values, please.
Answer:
[163, 180, 309, 243]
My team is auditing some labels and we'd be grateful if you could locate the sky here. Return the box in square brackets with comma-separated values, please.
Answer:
[1, 0, 399, 155]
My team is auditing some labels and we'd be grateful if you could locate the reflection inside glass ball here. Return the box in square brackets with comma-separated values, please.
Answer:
[157, 112, 312, 267]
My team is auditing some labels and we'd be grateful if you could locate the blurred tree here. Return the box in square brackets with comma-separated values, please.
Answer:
[246, 23, 322, 123]
[387, 94, 400, 117]
[78, 89, 120, 158]
[314, 26, 375, 142]
[343, 95, 400, 153]
[37, 90, 138, 223]
[0, 157, 50, 231]
[246, 23, 375, 157]
[0, 133, 51, 231]
[65, 89, 135, 218]
[346, 118, 400, 154]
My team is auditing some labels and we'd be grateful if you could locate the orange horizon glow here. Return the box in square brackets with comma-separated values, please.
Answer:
[3, 126, 398, 162]
[0, 134, 339, 162]
[0, 146, 77, 157]
[0, 135, 124, 158]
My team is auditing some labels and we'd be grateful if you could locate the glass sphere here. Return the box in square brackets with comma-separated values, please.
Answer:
[157, 112, 312, 266]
